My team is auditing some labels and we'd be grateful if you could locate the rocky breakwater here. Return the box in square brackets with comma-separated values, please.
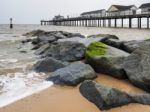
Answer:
[22, 30, 150, 110]
[24, 30, 97, 86]
[23, 30, 86, 62]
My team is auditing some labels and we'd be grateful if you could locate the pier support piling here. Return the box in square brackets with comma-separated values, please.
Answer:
[129, 18, 132, 28]
[147, 17, 149, 29]
[114, 19, 117, 28]
[121, 18, 124, 28]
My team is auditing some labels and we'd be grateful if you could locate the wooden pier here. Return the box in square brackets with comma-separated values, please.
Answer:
[41, 14, 150, 29]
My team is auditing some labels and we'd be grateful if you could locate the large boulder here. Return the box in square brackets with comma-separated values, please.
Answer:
[85, 41, 129, 79]
[121, 40, 150, 53]
[80, 80, 150, 110]
[46, 62, 96, 86]
[42, 41, 86, 62]
[101, 39, 150, 53]
[33, 57, 68, 73]
[123, 43, 150, 92]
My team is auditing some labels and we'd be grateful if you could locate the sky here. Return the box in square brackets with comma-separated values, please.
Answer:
[0, 0, 149, 24]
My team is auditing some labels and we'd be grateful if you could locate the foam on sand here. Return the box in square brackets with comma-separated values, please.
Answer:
[0, 72, 53, 108]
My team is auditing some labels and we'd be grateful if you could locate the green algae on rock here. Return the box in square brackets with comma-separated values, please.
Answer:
[85, 41, 129, 79]
[86, 41, 107, 58]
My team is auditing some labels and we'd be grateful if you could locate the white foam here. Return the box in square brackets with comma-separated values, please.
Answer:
[0, 59, 18, 63]
[0, 73, 53, 108]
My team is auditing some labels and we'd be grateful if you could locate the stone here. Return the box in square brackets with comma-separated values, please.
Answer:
[34, 43, 50, 55]
[80, 80, 150, 110]
[23, 30, 45, 37]
[33, 57, 68, 73]
[123, 43, 150, 92]
[85, 41, 129, 79]
[88, 34, 119, 40]
[42, 41, 86, 62]
[100, 38, 124, 49]
[46, 62, 96, 86]
[121, 40, 150, 53]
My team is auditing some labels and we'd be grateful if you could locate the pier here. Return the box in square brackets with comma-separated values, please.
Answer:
[41, 3, 150, 29]
[41, 14, 150, 29]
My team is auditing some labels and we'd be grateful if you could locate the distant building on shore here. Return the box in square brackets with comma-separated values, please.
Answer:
[139, 3, 150, 14]
[53, 15, 64, 20]
[80, 9, 106, 18]
[107, 5, 137, 16]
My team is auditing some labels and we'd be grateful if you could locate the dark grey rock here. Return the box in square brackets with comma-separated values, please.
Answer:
[24, 30, 85, 46]
[38, 34, 57, 43]
[123, 43, 150, 92]
[80, 80, 150, 110]
[101, 38, 124, 49]
[46, 62, 96, 86]
[121, 40, 150, 53]
[86, 41, 129, 79]
[23, 30, 45, 37]
[33, 57, 68, 73]
[21, 39, 32, 44]
[58, 37, 103, 47]
[88, 34, 119, 40]
[34, 43, 50, 55]
[43, 41, 86, 62]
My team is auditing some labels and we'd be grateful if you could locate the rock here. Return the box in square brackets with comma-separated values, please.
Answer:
[80, 80, 150, 110]
[33, 57, 68, 73]
[88, 34, 119, 40]
[123, 43, 150, 92]
[42, 41, 86, 62]
[23, 30, 45, 37]
[37, 31, 85, 43]
[38, 34, 57, 43]
[46, 62, 96, 86]
[31, 38, 41, 45]
[58, 37, 105, 47]
[34, 43, 50, 55]
[121, 40, 150, 53]
[60, 31, 85, 38]
[100, 38, 124, 49]
[31, 44, 41, 50]
[85, 41, 129, 79]
[19, 50, 27, 53]
[54, 32, 67, 39]
[21, 39, 32, 44]
[102, 39, 150, 53]
[69, 33, 85, 38]
[25, 30, 85, 45]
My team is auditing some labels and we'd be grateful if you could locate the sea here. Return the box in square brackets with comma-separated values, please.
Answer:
[0, 24, 150, 107]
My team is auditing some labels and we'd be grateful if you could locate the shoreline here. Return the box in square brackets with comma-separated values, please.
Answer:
[0, 28, 150, 112]
[1, 74, 150, 112]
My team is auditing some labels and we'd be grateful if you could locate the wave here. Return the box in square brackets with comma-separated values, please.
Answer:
[0, 72, 53, 107]
[0, 59, 18, 63]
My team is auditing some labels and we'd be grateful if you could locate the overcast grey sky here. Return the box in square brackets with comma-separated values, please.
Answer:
[0, 0, 149, 24]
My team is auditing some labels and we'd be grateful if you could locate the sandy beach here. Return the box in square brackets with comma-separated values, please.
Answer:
[0, 74, 150, 112]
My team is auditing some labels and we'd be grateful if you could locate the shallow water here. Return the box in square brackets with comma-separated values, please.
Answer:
[0, 24, 150, 107]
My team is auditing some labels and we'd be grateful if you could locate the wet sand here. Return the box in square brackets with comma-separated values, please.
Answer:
[0, 74, 150, 112]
